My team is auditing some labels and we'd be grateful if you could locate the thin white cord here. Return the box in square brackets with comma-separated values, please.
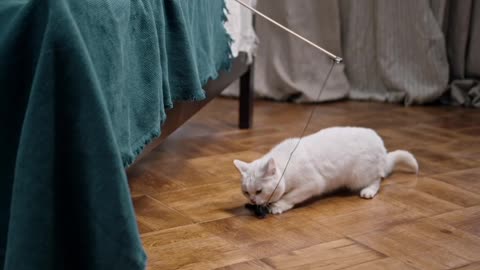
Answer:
[266, 60, 337, 204]
[232, 0, 343, 63]
[231, 0, 343, 207]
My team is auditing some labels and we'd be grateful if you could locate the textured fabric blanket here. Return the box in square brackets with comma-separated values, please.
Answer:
[0, 0, 231, 269]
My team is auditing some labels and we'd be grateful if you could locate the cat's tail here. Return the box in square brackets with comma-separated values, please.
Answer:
[385, 150, 419, 176]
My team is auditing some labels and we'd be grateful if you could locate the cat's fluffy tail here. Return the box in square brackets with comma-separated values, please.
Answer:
[385, 150, 419, 176]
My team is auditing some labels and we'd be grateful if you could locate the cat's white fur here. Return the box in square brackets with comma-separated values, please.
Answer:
[234, 127, 418, 214]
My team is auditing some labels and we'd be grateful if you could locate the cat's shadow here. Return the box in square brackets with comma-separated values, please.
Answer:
[225, 204, 252, 216]
[295, 187, 354, 209]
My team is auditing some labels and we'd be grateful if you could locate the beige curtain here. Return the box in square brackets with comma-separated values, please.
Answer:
[253, 0, 350, 103]
[225, 0, 480, 107]
[339, 0, 448, 105]
[442, 0, 480, 107]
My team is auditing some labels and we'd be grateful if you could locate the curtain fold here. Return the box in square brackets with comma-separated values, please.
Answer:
[224, 0, 480, 107]
[442, 0, 480, 107]
[340, 0, 448, 105]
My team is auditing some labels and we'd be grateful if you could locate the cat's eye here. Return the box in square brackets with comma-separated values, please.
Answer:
[256, 189, 262, 195]
[243, 191, 249, 195]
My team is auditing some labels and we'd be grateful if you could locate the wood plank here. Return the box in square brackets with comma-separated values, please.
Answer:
[452, 262, 480, 270]
[378, 185, 462, 216]
[432, 168, 480, 194]
[132, 195, 192, 234]
[150, 180, 249, 223]
[413, 178, 480, 207]
[201, 214, 341, 259]
[353, 218, 480, 269]
[127, 99, 480, 270]
[142, 224, 253, 270]
[261, 239, 384, 270]
[433, 206, 480, 238]
[187, 151, 263, 180]
[342, 257, 419, 270]
[313, 200, 424, 237]
[215, 260, 274, 270]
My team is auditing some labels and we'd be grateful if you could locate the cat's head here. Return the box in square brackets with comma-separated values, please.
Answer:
[233, 157, 284, 205]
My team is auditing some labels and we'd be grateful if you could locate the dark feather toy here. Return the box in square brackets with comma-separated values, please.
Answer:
[245, 203, 269, 219]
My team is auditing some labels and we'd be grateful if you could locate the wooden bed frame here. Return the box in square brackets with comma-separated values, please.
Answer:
[135, 52, 254, 161]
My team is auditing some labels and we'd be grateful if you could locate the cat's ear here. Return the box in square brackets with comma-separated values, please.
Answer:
[262, 158, 276, 177]
[233, 159, 249, 175]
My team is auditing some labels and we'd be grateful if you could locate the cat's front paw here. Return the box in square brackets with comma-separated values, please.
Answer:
[269, 201, 293, 215]
[360, 188, 377, 199]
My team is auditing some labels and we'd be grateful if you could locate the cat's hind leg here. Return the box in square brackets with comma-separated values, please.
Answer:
[360, 179, 381, 199]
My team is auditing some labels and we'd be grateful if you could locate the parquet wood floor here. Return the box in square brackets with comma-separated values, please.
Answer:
[128, 99, 480, 270]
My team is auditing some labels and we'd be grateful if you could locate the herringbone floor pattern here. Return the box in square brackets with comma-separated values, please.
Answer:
[128, 99, 480, 270]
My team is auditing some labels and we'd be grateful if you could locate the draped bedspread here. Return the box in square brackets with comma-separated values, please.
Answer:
[0, 0, 231, 269]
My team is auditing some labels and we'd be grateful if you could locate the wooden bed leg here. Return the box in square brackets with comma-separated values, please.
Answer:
[239, 64, 254, 129]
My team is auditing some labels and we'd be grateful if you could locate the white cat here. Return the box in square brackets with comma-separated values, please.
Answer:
[233, 127, 418, 214]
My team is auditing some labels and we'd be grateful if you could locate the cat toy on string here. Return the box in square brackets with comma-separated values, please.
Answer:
[232, 0, 343, 219]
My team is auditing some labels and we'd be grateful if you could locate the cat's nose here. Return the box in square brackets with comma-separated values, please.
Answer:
[250, 198, 257, 204]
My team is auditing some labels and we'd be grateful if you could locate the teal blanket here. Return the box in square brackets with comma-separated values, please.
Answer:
[0, 0, 231, 269]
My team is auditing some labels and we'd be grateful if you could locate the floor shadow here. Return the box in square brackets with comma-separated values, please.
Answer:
[295, 187, 356, 209]
[224, 204, 251, 216]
